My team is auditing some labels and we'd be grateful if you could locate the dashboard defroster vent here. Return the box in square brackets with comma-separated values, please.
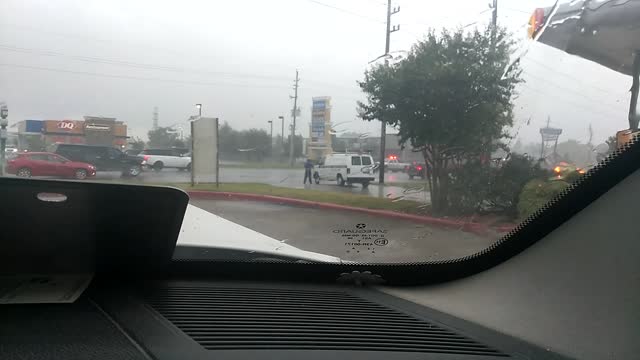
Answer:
[147, 286, 508, 357]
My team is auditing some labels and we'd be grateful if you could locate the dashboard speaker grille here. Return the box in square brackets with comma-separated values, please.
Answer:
[147, 286, 507, 356]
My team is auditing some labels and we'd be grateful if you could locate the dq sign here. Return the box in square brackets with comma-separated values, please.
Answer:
[57, 120, 76, 130]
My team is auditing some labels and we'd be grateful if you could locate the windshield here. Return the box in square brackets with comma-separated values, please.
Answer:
[1, 0, 636, 264]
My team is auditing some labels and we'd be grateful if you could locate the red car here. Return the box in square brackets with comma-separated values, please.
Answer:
[6, 152, 96, 180]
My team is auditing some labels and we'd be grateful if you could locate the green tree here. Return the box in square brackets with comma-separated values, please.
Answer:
[218, 122, 239, 155]
[283, 135, 304, 158]
[129, 137, 146, 151]
[237, 129, 271, 161]
[358, 26, 522, 214]
[147, 127, 181, 148]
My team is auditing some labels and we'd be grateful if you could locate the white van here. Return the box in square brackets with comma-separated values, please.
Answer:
[313, 153, 375, 188]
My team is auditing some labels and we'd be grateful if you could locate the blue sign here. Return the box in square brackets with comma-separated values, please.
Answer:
[312, 100, 327, 110]
[25, 120, 44, 133]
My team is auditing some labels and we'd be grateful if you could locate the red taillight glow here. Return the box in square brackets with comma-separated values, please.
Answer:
[416, 166, 423, 171]
[528, 8, 545, 39]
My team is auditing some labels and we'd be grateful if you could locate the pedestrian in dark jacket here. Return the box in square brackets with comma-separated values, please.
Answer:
[304, 159, 314, 185]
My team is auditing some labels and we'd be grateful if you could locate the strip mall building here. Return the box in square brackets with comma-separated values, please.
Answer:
[15, 116, 128, 150]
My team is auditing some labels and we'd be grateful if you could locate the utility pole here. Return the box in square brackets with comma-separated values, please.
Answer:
[191, 104, 202, 187]
[278, 115, 285, 157]
[378, 0, 400, 184]
[289, 70, 300, 167]
[0, 104, 8, 177]
[490, 0, 498, 48]
[492, 0, 498, 27]
[153, 106, 159, 130]
[267, 120, 273, 157]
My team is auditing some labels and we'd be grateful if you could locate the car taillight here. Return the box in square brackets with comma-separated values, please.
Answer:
[528, 8, 545, 39]
[416, 166, 422, 171]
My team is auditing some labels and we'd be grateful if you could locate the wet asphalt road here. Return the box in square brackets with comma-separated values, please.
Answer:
[190, 199, 498, 263]
[97, 167, 431, 203]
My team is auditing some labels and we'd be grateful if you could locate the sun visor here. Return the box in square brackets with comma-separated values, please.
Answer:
[533, 0, 640, 76]
[0, 178, 188, 277]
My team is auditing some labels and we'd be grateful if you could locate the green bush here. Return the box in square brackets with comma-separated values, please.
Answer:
[487, 154, 549, 215]
[446, 154, 549, 216]
[446, 160, 493, 214]
[517, 179, 569, 219]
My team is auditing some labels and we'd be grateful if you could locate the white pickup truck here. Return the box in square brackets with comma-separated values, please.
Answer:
[139, 148, 191, 171]
[385, 158, 410, 172]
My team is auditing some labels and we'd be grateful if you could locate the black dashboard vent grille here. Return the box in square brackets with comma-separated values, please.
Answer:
[148, 286, 508, 356]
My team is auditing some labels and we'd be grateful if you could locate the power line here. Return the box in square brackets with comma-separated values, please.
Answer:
[522, 55, 623, 96]
[0, 44, 291, 81]
[0, 22, 186, 57]
[518, 83, 624, 120]
[362, 0, 387, 6]
[0, 62, 295, 89]
[502, 7, 531, 15]
[304, 0, 384, 23]
[0, 44, 358, 91]
[521, 70, 624, 112]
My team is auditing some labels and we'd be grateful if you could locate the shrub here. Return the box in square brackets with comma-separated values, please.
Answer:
[486, 154, 549, 216]
[517, 179, 569, 219]
[446, 154, 549, 216]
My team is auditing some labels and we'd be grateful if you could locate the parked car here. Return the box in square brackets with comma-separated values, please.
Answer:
[6, 152, 96, 180]
[385, 157, 411, 172]
[313, 153, 375, 188]
[407, 163, 427, 179]
[139, 148, 191, 171]
[49, 144, 145, 177]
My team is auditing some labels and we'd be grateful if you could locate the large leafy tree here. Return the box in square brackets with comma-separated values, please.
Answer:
[358, 26, 522, 213]
[147, 127, 182, 148]
[129, 137, 146, 151]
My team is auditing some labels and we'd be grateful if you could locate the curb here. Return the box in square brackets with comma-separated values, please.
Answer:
[186, 190, 503, 237]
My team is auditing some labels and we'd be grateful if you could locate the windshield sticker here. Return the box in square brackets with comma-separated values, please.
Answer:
[333, 223, 390, 255]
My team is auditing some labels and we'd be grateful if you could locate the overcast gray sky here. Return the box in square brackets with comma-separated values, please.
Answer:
[0, 0, 631, 145]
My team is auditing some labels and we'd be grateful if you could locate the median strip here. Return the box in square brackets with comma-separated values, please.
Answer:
[170, 183, 505, 237]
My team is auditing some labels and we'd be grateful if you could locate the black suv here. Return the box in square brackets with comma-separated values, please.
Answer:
[50, 144, 145, 177]
[407, 163, 426, 179]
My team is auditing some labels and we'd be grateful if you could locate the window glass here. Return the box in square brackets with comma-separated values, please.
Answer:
[28, 154, 48, 161]
[107, 148, 122, 158]
[2, 0, 633, 265]
[47, 155, 66, 163]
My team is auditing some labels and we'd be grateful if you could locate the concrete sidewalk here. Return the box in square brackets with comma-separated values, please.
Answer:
[190, 199, 500, 263]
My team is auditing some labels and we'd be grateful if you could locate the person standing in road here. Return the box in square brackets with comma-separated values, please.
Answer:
[304, 158, 314, 185]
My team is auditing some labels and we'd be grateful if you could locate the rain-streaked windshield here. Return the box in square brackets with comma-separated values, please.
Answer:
[1, 0, 636, 263]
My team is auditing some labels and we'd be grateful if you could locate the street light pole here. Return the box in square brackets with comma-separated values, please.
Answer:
[267, 120, 273, 157]
[192, 104, 202, 187]
[289, 70, 299, 167]
[278, 115, 284, 149]
[0, 105, 8, 177]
